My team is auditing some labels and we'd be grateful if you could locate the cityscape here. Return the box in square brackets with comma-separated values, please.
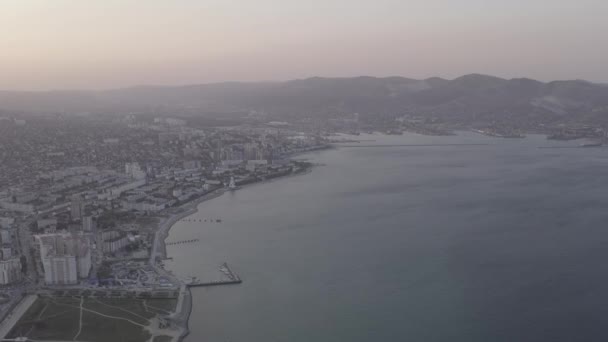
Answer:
[4, 1, 608, 341]
[0, 114, 329, 341]
[2, 102, 608, 341]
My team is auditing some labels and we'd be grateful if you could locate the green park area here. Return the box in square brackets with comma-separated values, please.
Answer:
[7, 296, 177, 342]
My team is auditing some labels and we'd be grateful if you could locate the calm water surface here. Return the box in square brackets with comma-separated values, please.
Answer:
[166, 132, 608, 342]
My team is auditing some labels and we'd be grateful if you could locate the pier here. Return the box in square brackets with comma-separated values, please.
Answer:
[186, 262, 242, 288]
[180, 218, 222, 223]
[338, 143, 491, 148]
[166, 238, 199, 246]
[187, 279, 242, 287]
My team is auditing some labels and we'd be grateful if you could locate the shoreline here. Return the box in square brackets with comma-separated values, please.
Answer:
[147, 188, 226, 342]
[151, 188, 227, 264]
[158, 162, 318, 342]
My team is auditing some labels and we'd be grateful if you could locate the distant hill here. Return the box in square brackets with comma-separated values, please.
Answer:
[2, 74, 608, 126]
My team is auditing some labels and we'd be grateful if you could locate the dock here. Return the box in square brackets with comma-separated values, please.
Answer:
[186, 262, 242, 288]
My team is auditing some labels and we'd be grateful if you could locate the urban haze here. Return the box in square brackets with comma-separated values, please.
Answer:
[1, 1, 608, 342]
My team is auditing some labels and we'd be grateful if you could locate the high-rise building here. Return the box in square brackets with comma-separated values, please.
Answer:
[82, 216, 95, 232]
[1, 247, 11, 259]
[70, 195, 84, 221]
[42, 255, 77, 285]
[244, 143, 260, 161]
[99, 230, 130, 254]
[35, 233, 92, 285]
[0, 258, 22, 285]
[0, 229, 11, 244]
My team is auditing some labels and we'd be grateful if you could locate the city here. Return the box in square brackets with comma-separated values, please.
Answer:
[0, 115, 329, 341]
[4, 1, 608, 341]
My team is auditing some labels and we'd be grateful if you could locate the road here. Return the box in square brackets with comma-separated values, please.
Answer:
[0, 295, 37, 340]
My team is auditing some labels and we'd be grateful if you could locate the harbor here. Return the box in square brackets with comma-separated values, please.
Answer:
[185, 263, 242, 288]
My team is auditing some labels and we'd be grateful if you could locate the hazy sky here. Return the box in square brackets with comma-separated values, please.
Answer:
[2, 0, 608, 90]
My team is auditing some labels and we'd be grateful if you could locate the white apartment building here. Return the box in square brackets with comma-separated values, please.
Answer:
[0, 258, 22, 285]
[35, 233, 92, 285]
[42, 255, 77, 285]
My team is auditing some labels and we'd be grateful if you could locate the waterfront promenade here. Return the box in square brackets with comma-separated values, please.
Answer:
[150, 188, 226, 265]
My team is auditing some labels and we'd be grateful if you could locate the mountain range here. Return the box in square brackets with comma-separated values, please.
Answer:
[2, 74, 608, 126]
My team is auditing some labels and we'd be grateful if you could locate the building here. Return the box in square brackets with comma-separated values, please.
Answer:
[125, 162, 147, 180]
[1, 247, 11, 259]
[0, 201, 34, 213]
[37, 218, 58, 232]
[42, 255, 77, 285]
[183, 160, 202, 170]
[0, 229, 11, 244]
[70, 195, 84, 221]
[172, 188, 183, 198]
[0, 217, 14, 229]
[35, 233, 92, 285]
[244, 143, 262, 161]
[0, 258, 22, 285]
[100, 179, 147, 200]
[82, 216, 95, 232]
[100, 230, 130, 254]
[246, 159, 269, 172]
[11, 192, 38, 204]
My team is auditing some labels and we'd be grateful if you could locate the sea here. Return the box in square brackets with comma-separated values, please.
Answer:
[165, 131, 608, 342]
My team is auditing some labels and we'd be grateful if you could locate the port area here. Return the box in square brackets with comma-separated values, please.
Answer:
[183, 262, 242, 288]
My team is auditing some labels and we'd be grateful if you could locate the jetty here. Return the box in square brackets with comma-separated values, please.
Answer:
[180, 218, 222, 223]
[186, 262, 242, 288]
[166, 238, 200, 246]
[338, 143, 490, 148]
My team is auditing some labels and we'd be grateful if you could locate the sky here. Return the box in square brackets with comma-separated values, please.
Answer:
[1, 0, 608, 90]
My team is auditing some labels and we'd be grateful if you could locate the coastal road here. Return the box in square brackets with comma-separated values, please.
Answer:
[0, 295, 37, 340]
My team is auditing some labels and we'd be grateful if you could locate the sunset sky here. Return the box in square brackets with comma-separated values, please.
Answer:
[2, 0, 608, 90]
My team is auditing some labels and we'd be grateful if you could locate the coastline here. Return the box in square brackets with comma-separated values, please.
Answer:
[148, 188, 226, 342]
[159, 162, 318, 342]
[151, 188, 227, 264]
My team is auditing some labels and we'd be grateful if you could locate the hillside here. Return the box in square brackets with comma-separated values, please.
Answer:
[2, 74, 608, 126]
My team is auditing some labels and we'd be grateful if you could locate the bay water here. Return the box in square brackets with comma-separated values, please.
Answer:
[166, 132, 608, 342]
